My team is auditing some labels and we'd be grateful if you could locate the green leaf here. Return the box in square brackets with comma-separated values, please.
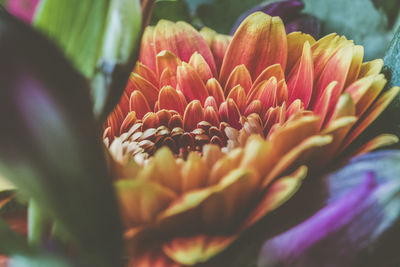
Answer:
[372, 0, 400, 28]
[0, 217, 27, 255]
[34, 0, 142, 121]
[195, 0, 264, 33]
[303, 0, 395, 60]
[0, 11, 123, 266]
[150, 0, 191, 24]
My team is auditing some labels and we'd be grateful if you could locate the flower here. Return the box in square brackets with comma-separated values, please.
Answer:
[103, 11, 400, 266]
[259, 150, 400, 267]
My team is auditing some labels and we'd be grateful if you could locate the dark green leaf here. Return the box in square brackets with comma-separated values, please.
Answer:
[195, 0, 265, 33]
[0, 11, 122, 266]
[150, 0, 191, 24]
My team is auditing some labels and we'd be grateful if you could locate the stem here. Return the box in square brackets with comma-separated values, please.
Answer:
[28, 199, 47, 246]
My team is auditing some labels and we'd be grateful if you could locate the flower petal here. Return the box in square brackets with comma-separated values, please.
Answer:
[219, 12, 287, 85]
[224, 64, 252, 95]
[259, 167, 400, 267]
[154, 20, 217, 75]
[163, 235, 236, 266]
[116, 179, 177, 227]
[177, 62, 209, 104]
[287, 41, 314, 108]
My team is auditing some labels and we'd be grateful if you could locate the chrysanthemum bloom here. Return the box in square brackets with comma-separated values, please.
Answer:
[104, 12, 399, 266]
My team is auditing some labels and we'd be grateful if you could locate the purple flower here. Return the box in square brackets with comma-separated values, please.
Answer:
[231, 0, 320, 38]
[259, 150, 400, 267]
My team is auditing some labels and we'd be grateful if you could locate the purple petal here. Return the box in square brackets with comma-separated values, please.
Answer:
[231, 0, 304, 34]
[258, 151, 400, 267]
[7, 0, 39, 23]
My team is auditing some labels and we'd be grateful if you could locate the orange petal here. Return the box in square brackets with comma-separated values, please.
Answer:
[345, 74, 386, 117]
[358, 59, 384, 78]
[143, 112, 160, 130]
[200, 27, 232, 71]
[118, 91, 131, 115]
[276, 79, 288, 106]
[224, 64, 252, 95]
[126, 73, 159, 108]
[139, 26, 156, 72]
[156, 50, 182, 77]
[219, 13, 287, 85]
[263, 135, 332, 187]
[227, 85, 247, 114]
[328, 93, 356, 122]
[130, 248, 181, 267]
[181, 152, 208, 192]
[120, 111, 137, 135]
[153, 20, 217, 75]
[342, 86, 400, 150]
[206, 78, 225, 107]
[145, 147, 183, 193]
[159, 68, 178, 88]
[311, 33, 351, 80]
[219, 99, 241, 129]
[247, 77, 278, 114]
[204, 96, 219, 112]
[163, 235, 236, 266]
[158, 86, 186, 115]
[168, 114, 184, 129]
[134, 62, 158, 88]
[344, 45, 364, 87]
[311, 45, 353, 109]
[208, 148, 244, 185]
[177, 63, 209, 104]
[240, 166, 307, 231]
[130, 90, 152, 119]
[251, 64, 285, 92]
[204, 106, 220, 126]
[286, 99, 304, 119]
[287, 41, 314, 108]
[286, 32, 316, 73]
[116, 179, 177, 227]
[183, 100, 204, 131]
[189, 52, 214, 83]
[263, 106, 284, 136]
[312, 81, 337, 128]
[352, 134, 399, 157]
[157, 109, 172, 126]
[244, 99, 262, 116]
[321, 116, 357, 161]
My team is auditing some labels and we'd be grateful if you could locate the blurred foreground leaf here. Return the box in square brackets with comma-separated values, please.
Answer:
[34, 0, 142, 121]
[0, 10, 122, 266]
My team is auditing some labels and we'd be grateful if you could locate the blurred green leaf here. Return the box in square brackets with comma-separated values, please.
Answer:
[303, 0, 395, 60]
[372, 0, 400, 28]
[0, 10, 123, 266]
[34, 0, 142, 121]
[150, 0, 191, 24]
[0, 217, 27, 255]
[195, 0, 264, 33]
